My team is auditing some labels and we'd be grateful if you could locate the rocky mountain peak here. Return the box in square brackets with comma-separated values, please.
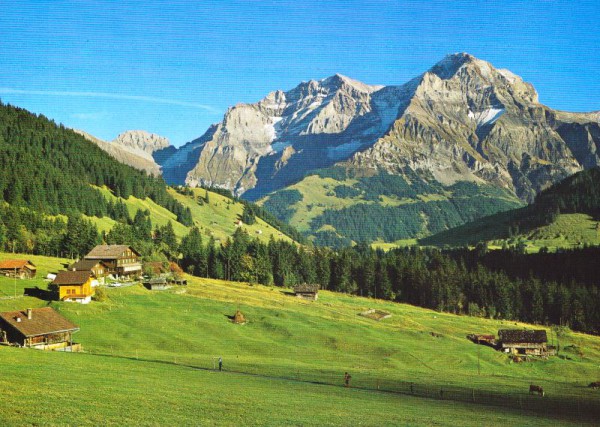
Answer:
[321, 73, 383, 94]
[113, 130, 170, 156]
[74, 129, 164, 176]
[156, 53, 599, 205]
[429, 52, 476, 79]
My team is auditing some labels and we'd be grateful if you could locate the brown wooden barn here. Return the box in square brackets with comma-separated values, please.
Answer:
[69, 259, 109, 286]
[84, 245, 142, 277]
[143, 277, 170, 291]
[0, 260, 36, 279]
[0, 307, 80, 350]
[69, 259, 108, 277]
[498, 329, 548, 355]
[293, 284, 319, 301]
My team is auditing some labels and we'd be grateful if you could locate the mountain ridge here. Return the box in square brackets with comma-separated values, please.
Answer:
[75, 129, 169, 176]
[157, 53, 600, 205]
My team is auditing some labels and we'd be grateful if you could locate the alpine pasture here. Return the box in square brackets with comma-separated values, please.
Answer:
[1, 253, 599, 426]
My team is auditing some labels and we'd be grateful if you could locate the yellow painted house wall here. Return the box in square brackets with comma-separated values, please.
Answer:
[59, 277, 94, 300]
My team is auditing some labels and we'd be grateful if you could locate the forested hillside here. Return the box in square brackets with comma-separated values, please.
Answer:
[261, 167, 523, 247]
[0, 102, 298, 259]
[0, 101, 191, 222]
[422, 167, 600, 248]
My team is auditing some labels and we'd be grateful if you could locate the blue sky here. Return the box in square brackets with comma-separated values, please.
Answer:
[1, 0, 598, 147]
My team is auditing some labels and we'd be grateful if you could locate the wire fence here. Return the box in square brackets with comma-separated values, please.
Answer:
[82, 348, 600, 422]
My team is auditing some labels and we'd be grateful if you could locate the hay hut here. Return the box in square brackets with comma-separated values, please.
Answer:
[233, 310, 246, 324]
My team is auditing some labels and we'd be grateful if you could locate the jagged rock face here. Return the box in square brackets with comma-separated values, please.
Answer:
[173, 74, 406, 198]
[113, 130, 170, 159]
[162, 53, 600, 202]
[347, 53, 599, 202]
[74, 130, 164, 176]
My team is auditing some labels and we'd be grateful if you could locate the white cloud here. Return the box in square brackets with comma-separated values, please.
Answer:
[0, 88, 220, 113]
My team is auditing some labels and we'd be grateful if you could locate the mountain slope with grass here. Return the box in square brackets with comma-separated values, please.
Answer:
[0, 252, 599, 425]
[0, 102, 298, 257]
[259, 167, 523, 246]
[421, 167, 600, 249]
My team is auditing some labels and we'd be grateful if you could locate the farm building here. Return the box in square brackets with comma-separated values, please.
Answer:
[69, 259, 109, 286]
[0, 260, 37, 279]
[143, 277, 170, 291]
[0, 307, 80, 350]
[467, 334, 498, 348]
[498, 329, 548, 356]
[52, 271, 94, 304]
[84, 245, 142, 277]
[293, 284, 320, 301]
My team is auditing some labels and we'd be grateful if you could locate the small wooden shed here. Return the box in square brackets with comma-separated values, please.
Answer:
[0, 260, 36, 279]
[0, 307, 79, 350]
[293, 284, 319, 301]
[498, 329, 548, 355]
[144, 277, 170, 291]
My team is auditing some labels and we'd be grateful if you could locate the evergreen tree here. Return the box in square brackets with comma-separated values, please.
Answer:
[241, 204, 256, 225]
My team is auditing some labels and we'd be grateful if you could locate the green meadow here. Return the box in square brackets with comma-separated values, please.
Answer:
[1, 253, 599, 425]
[422, 212, 600, 252]
[83, 185, 294, 243]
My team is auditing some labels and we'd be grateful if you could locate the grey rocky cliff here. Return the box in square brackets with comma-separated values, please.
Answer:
[347, 53, 598, 202]
[113, 130, 171, 160]
[162, 54, 600, 202]
[74, 129, 165, 176]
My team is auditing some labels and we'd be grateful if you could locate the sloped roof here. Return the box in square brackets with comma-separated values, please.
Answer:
[69, 259, 107, 271]
[0, 259, 36, 270]
[498, 329, 547, 344]
[52, 270, 91, 286]
[0, 307, 79, 337]
[294, 284, 320, 293]
[85, 245, 140, 260]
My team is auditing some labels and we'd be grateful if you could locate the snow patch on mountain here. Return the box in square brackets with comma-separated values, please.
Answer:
[469, 108, 505, 127]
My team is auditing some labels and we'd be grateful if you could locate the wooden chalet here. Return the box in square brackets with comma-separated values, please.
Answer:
[0, 260, 36, 279]
[498, 329, 548, 356]
[52, 271, 94, 304]
[84, 245, 142, 277]
[0, 307, 79, 350]
[69, 259, 109, 286]
[293, 284, 320, 301]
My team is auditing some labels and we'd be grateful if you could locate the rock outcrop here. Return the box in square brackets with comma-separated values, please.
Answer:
[75, 129, 170, 176]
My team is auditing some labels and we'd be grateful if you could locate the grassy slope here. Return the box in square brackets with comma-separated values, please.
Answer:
[259, 174, 522, 244]
[421, 212, 600, 252]
[83, 186, 294, 244]
[1, 253, 599, 425]
[168, 187, 294, 245]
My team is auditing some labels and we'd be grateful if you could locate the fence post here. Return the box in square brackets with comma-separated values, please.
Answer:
[410, 383, 414, 394]
[472, 388, 475, 403]
[519, 395, 522, 410]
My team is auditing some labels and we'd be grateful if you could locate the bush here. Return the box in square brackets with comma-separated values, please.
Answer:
[93, 287, 109, 302]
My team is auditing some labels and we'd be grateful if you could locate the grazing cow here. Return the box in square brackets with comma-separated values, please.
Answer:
[529, 384, 545, 396]
[588, 382, 600, 389]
